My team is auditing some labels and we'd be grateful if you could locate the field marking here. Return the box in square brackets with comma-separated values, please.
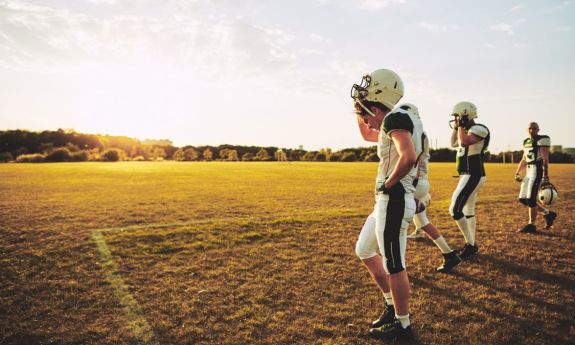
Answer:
[91, 230, 158, 345]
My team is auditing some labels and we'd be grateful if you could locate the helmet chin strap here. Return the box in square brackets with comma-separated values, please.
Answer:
[356, 99, 376, 117]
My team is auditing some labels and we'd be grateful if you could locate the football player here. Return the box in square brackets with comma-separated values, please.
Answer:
[515, 122, 557, 233]
[351, 69, 419, 340]
[401, 104, 462, 273]
[448, 102, 490, 259]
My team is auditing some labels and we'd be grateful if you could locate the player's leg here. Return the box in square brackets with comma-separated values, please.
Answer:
[409, 179, 429, 239]
[449, 175, 476, 245]
[519, 174, 541, 233]
[370, 196, 415, 340]
[461, 176, 486, 244]
[355, 212, 394, 327]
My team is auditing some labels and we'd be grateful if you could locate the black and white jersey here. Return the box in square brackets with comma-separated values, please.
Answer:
[523, 135, 550, 166]
[455, 124, 490, 176]
[376, 106, 424, 195]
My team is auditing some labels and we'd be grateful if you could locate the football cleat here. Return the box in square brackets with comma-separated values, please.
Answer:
[543, 211, 557, 229]
[369, 320, 414, 340]
[517, 224, 537, 234]
[371, 304, 395, 328]
[436, 251, 462, 273]
[458, 243, 479, 259]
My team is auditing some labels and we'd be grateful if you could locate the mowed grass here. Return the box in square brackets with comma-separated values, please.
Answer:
[1, 162, 574, 345]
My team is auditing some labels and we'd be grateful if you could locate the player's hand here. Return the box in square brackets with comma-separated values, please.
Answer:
[514, 174, 522, 182]
[542, 176, 550, 185]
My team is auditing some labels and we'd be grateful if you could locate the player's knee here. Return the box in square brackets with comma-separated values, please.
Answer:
[414, 212, 430, 228]
[451, 210, 464, 220]
[527, 198, 537, 207]
[519, 198, 529, 206]
[386, 264, 405, 274]
[355, 241, 377, 260]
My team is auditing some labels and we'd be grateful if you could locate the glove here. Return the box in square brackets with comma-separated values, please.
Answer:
[541, 177, 550, 185]
[514, 174, 522, 182]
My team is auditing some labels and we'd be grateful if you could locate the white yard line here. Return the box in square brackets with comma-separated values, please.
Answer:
[91, 230, 158, 345]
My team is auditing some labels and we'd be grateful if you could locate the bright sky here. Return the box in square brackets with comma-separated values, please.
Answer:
[1, 0, 574, 152]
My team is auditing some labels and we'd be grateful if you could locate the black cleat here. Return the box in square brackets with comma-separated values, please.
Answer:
[369, 320, 413, 340]
[517, 224, 536, 233]
[371, 304, 395, 328]
[458, 243, 479, 260]
[543, 212, 557, 229]
[436, 250, 462, 273]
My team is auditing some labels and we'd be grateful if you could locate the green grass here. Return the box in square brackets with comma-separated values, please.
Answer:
[1, 162, 574, 344]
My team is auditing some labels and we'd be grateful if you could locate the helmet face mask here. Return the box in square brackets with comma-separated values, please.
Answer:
[351, 69, 404, 113]
[449, 101, 477, 128]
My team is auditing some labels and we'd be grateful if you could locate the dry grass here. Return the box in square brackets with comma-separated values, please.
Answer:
[1, 162, 574, 345]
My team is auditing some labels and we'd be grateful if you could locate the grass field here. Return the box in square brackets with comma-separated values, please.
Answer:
[1, 162, 574, 345]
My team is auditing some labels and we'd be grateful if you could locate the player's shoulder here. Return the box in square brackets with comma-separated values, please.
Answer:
[469, 123, 489, 138]
[383, 107, 415, 134]
[537, 134, 551, 146]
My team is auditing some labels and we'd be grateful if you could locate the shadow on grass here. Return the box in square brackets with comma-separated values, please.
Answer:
[411, 274, 569, 345]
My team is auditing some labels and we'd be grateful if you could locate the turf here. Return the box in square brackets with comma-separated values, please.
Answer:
[1, 162, 574, 344]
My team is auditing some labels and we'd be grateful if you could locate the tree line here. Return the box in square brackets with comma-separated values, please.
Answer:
[0, 129, 573, 163]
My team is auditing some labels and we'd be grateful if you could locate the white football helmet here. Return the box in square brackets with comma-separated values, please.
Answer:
[538, 184, 558, 205]
[451, 101, 478, 119]
[351, 69, 404, 116]
[449, 101, 477, 128]
[398, 102, 419, 118]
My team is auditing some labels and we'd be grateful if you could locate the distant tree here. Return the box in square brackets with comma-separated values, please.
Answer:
[72, 151, 89, 162]
[315, 152, 327, 161]
[228, 150, 239, 161]
[319, 148, 332, 161]
[429, 148, 456, 162]
[173, 148, 185, 161]
[364, 152, 379, 162]
[184, 148, 199, 161]
[203, 148, 214, 161]
[101, 148, 124, 162]
[242, 152, 254, 161]
[16, 153, 45, 163]
[302, 151, 317, 161]
[550, 151, 574, 163]
[45, 147, 73, 162]
[255, 148, 271, 161]
[152, 148, 166, 160]
[65, 142, 80, 152]
[0, 152, 14, 162]
[341, 152, 358, 162]
[329, 152, 342, 162]
[219, 148, 230, 160]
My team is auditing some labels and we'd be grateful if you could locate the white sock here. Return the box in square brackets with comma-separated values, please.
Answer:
[456, 217, 474, 245]
[395, 314, 410, 328]
[542, 208, 549, 215]
[383, 292, 393, 306]
[433, 236, 452, 254]
[467, 216, 476, 244]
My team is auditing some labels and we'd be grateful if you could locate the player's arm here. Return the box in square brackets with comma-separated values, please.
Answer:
[383, 130, 417, 189]
[515, 156, 526, 175]
[540, 146, 550, 179]
[356, 115, 379, 142]
[457, 127, 483, 147]
[450, 129, 459, 147]
[515, 155, 526, 181]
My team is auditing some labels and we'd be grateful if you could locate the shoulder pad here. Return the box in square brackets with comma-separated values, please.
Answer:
[383, 111, 414, 135]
